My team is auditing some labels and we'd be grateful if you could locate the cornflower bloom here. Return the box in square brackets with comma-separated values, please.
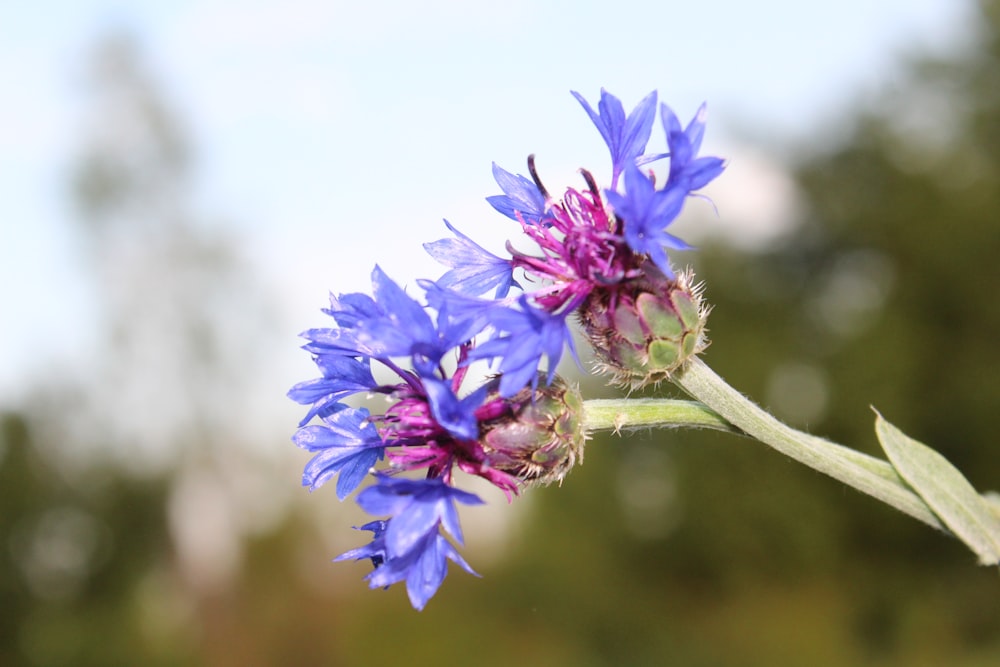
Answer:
[290, 266, 584, 609]
[426, 89, 725, 387]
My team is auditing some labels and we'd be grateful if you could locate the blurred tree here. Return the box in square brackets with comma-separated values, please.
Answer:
[0, 412, 192, 666]
[2, 31, 291, 667]
[66, 32, 279, 466]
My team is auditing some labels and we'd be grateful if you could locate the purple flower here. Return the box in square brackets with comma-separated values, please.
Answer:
[424, 219, 517, 298]
[605, 164, 691, 278]
[662, 102, 726, 192]
[292, 407, 385, 499]
[486, 162, 548, 225]
[571, 89, 657, 190]
[471, 297, 578, 397]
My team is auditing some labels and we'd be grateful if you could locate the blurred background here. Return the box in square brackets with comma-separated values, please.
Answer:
[2, 0, 999, 665]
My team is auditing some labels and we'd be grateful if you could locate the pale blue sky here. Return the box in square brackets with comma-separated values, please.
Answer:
[0, 0, 972, 401]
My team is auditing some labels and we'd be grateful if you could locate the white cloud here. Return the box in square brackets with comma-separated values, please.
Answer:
[676, 143, 802, 252]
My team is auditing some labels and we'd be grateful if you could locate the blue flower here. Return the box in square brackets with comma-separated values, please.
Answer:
[605, 164, 691, 278]
[337, 521, 478, 611]
[292, 407, 386, 499]
[422, 376, 489, 441]
[486, 162, 548, 225]
[334, 520, 387, 568]
[423, 219, 517, 298]
[471, 297, 578, 397]
[419, 279, 502, 343]
[369, 529, 477, 611]
[571, 89, 657, 190]
[355, 475, 483, 556]
[341, 475, 483, 610]
[662, 102, 726, 192]
[287, 355, 377, 426]
[302, 265, 464, 369]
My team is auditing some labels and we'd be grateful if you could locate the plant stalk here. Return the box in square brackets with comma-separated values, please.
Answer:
[671, 357, 944, 530]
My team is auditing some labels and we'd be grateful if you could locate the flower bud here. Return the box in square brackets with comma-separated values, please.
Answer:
[478, 375, 586, 487]
[579, 262, 709, 388]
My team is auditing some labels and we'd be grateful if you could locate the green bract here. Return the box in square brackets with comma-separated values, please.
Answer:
[580, 263, 709, 388]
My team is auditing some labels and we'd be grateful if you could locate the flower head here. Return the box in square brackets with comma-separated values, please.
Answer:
[293, 262, 592, 608]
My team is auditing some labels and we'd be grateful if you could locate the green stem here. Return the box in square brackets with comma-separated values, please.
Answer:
[583, 398, 736, 434]
[671, 357, 944, 531]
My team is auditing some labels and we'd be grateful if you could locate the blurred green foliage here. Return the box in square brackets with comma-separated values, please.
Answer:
[0, 413, 192, 666]
[4, 1, 1000, 664]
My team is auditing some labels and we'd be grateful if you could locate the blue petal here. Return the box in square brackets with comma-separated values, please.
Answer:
[662, 102, 726, 192]
[470, 299, 575, 397]
[405, 533, 450, 610]
[682, 156, 726, 192]
[571, 89, 657, 186]
[684, 102, 709, 155]
[356, 480, 413, 518]
[334, 449, 382, 500]
[420, 280, 499, 344]
[356, 477, 483, 557]
[486, 162, 547, 225]
[362, 265, 438, 356]
[423, 219, 516, 298]
[423, 377, 484, 441]
[385, 493, 440, 557]
[335, 521, 388, 568]
[309, 265, 466, 366]
[293, 408, 385, 497]
[435, 492, 466, 545]
[360, 525, 479, 610]
[292, 407, 377, 451]
[288, 355, 377, 425]
[324, 291, 380, 329]
[605, 165, 691, 278]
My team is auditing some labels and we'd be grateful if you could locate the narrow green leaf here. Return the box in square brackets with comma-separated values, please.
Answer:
[874, 411, 1000, 566]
